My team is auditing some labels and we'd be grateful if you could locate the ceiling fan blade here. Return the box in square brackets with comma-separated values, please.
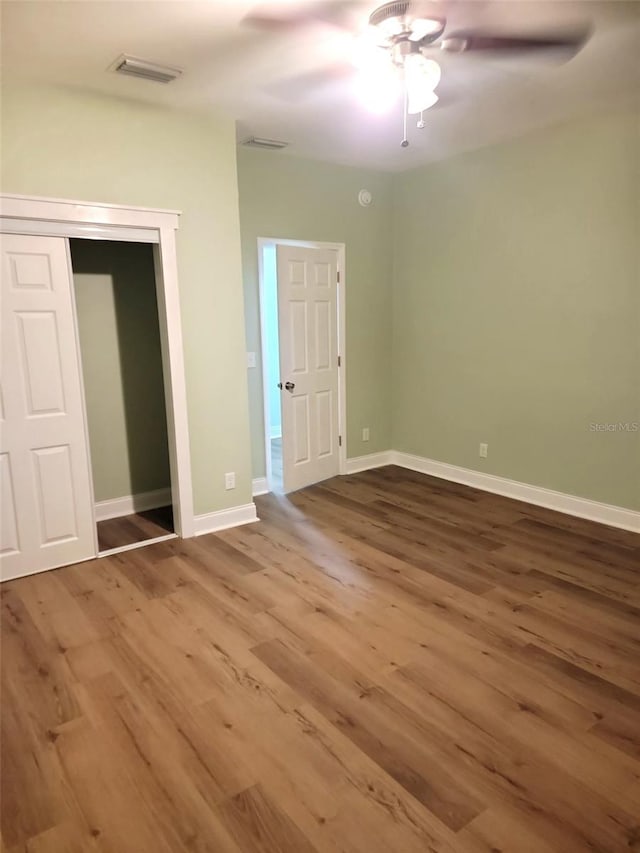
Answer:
[441, 28, 590, 56]
[243, 1, 358, 31]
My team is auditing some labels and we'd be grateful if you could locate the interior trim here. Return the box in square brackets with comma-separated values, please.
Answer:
[193, 502, 259, 536]
[98, 533, 177, 558]
[94, 488, 172, 522]
[1, 192, 194, 540]
[345, 451, 395, 474]
[1, 217, 160, 243]
[257, 236, 347, 492]
[252, 477, 269, 496]
[345, 450, 640, 533]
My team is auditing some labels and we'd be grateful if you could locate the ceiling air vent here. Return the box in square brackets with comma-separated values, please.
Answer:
[111, 55, 182, 84]
[241, 136, 289, 151]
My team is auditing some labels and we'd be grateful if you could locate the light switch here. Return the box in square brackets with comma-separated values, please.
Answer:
[247, 352, 256, 368]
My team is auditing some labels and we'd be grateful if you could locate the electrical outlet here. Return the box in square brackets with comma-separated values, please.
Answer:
[224, 472, 236, 490]
[362, 427, 370, 442]
[479, 443, 488, 459]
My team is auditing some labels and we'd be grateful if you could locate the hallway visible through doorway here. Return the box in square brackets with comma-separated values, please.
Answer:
[271, 437, 283, 491]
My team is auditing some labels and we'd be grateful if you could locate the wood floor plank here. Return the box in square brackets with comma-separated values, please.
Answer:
[1, 586, 83, 728]
[52, 716, 180, 853]
[458, 806, 560, 853]
[7, 821, 103, 853]
[379, 663, 640, 852]
[96, 506, 174, 552]
[2, 467, 639, 852]
[216, 784, 317, 853]
[252, 638, 487, 832]
[1, 682, 65, 847]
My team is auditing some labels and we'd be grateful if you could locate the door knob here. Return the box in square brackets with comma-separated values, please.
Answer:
[277, 382, 283, 389]
[284, 381, 295, 392]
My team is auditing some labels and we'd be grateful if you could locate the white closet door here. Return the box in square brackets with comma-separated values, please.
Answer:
[277, 244, 340, 492]
[1, 234, 96, 580]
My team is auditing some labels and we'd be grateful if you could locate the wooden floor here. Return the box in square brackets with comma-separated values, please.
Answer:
[2, 466, 640, 853]
[97, 505, 174, 552]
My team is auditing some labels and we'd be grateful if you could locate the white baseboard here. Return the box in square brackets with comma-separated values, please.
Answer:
[392, 451, 640, 533]
[252, 477, 269, 496]
[98, 533, 177, 558]
[345, 451, 394, 474]
[344, 449, 639, 532]
[95, 487, 172, 522]
[193, 502, 259, 536]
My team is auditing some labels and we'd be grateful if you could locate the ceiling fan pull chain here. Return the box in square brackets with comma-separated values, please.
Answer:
[401, 75, 409, 147]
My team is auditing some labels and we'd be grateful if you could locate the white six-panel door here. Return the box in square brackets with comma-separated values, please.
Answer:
[1, 234, 96, 580]
[276, 245, 340, 492]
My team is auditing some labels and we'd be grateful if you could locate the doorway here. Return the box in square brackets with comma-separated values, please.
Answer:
[70, 239, 176, 555]
[259, 238, 347, 494]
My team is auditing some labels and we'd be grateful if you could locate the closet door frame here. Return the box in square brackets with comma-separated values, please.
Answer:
[1, 193, 195, 539]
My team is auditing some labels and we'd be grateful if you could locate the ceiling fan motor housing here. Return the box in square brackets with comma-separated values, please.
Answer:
[392, 40, 422, 64]
[368, 1, 446, 45]
[369, 1, 413, 27]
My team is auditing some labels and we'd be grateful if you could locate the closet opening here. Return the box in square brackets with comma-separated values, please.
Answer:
[70, 239, 176, 555]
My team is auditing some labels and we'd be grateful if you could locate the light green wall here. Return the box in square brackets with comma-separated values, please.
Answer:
[71, 240, 170, 503]
[392, 110, 640, 510]
[3, 79, 636, 514]
[1, 81, 252, 514]
[237, 149, 394, 477]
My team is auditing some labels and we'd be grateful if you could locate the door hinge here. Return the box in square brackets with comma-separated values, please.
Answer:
[338, 435, 342, 447]
[337, 355, 341, 367]
[337, 270, 340, 283]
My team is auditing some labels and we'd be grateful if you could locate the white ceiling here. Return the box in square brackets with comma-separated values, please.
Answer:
[2, 0, 639, 171]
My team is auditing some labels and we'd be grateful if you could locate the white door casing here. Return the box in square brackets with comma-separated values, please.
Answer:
[0, 234, 97, 580]
[1, 193, 194, 547]
[277, 244, 340, 492]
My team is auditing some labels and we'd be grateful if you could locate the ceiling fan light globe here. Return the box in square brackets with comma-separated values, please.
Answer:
[407, 88, 438, 114]
[405, 54, 441, 88]
[404, 55, 440, 115]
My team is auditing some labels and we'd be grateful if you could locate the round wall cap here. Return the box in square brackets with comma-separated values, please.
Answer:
[358, 189, 373, 207]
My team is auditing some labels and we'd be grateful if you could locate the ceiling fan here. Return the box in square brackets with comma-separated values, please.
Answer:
[244, 1, 590, 147]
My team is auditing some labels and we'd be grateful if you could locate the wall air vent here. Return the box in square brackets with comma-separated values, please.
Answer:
[240, 136, 289, 151]
[111, 55, 182, 84]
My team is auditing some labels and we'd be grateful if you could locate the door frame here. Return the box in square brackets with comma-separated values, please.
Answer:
[1, 193, 195, 539]
[257, 237, 346, 492]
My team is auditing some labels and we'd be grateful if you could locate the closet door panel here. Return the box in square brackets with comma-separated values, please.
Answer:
[1, 234, 96, 580]
[0, 453, 20, 556]
[16, 310, 66, 415]
[31, 445, 78, 545]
